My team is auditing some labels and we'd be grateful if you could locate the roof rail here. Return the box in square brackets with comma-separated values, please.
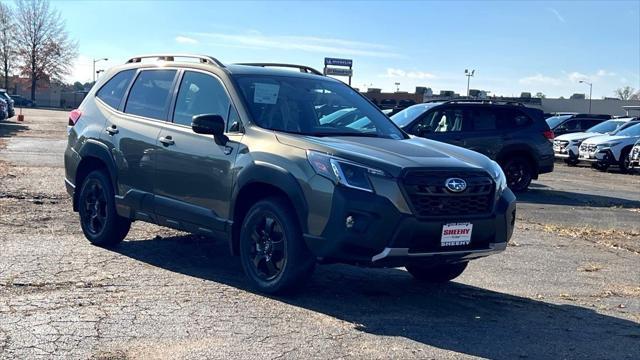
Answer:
[126, 54, 225, 67]
[441, 99, 526, 106]
[236, 63, 323, 76]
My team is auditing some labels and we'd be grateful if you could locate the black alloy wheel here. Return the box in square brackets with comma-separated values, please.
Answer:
[248, 214, 286, 281]
[503, 157, 533, 192]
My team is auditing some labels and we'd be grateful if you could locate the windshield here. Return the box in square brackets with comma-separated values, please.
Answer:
[586, 120, 624, 134]
[616, 123, 640, 137]
[391, 103, 439, 127]
[546, 115, 572, 129]
[235, 75, 405, 139]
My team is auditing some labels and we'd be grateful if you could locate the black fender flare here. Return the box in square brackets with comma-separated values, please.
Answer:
[77, 139, 119, 194]
[230, 161, 309, 234]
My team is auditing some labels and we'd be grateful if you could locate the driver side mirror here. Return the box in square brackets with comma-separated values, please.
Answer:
[192, 114, 228, 145]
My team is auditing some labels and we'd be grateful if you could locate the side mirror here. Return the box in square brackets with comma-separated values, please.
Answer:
[192, 114, 228, 145]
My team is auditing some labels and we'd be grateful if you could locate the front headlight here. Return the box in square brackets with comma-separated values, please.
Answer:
[307, 150, 388, 192]
[490, 161, 507, 193]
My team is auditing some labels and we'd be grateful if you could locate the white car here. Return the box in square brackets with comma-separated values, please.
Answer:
[578, 122, 640, 172]
[554, 118, 638, 165]
[629, 139, 640, 171]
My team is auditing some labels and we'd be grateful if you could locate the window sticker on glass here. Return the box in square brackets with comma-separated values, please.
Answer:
[254, 83, 280, 104]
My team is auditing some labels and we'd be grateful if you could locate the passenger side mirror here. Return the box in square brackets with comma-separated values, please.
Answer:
[192, 114, 228, 145]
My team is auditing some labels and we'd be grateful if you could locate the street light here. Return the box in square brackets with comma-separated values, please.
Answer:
[93, 58, 108, 82]
[465, 69, 475, 97]
[579, 80, 593, 114]
[394, 82, 400, 92]
[96, 69, 104, 79]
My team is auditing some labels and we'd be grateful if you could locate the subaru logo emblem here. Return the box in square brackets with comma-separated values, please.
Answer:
[445, 178, 467, 193]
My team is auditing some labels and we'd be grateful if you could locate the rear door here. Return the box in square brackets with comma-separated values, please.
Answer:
[100, 68, 177, 204]
[154, 70, 243, 233]
[461, 106, 503, 159]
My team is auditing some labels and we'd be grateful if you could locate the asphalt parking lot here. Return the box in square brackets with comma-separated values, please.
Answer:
[0, 109, 638, 359]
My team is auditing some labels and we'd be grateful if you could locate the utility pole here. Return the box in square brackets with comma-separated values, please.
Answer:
[579, 80, 593, 113]
[465, 69, 475, 97]
[93, 58, 108, 83]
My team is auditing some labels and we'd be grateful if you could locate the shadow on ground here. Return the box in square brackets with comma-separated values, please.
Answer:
[0, 120, 28, 140]
[110, 234, 640, 360]
[517, 188, 640, 208]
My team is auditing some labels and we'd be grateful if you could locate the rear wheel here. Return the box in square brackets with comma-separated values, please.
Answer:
[239, 197, 315, 294]
[406, 262, 468, 283]
[502, 156, 533, 192]
[78, 170, 131, 247]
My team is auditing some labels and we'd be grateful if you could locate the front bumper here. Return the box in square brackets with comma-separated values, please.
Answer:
[303, 186, 516, 267]
[579, 148, 616, 164]
[554, 145, 579, 160]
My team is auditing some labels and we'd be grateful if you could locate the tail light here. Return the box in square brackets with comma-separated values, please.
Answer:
[543, 130, 554, 140]
[68, 109, 82, 126]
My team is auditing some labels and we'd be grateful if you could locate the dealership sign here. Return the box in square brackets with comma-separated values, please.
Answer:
[325, 67, 353, 76]
[323, 57, 353, 85]
[324, 58, 353, 67]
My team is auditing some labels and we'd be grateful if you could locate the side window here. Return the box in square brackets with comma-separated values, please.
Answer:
[579, 119, 598, 130]
[469, 108, 497, 131]
[173, 71, 230, 127]
[124, 70, 177, 120]
[227, 106, 243, 132]
[498, 109, 531, 128]
[96, 69, 135, 109]
[563, 120, 579, 131]
[429, 108, 467, 132]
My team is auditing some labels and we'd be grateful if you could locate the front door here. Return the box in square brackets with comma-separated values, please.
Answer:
[412, 106, 468, 148]
[154, 70, 242, 233]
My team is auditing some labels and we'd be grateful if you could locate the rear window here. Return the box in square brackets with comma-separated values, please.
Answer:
[124, 70, 177, 120]
[96, 70, 136, 109]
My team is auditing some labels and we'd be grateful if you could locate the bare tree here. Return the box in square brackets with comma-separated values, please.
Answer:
[614, 86, 635, 100]
[14, 0, 77, 101]
[630, 90, 640, 101]
[0, 2, 14, 90]
[534, 92, 546, 99]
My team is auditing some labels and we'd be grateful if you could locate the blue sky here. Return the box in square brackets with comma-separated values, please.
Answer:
[51, 0, 639, 98]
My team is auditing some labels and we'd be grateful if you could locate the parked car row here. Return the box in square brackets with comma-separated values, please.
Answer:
[0, 91, 35, 121]
[553, 117, 640, 173]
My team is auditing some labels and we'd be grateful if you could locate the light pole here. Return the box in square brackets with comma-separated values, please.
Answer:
[93, 58, 108, 82]
[96, 69, 104, 80]
[465, 69, 475, 97]
[394, 82, 400, 92]
[579, 80, 593, 113]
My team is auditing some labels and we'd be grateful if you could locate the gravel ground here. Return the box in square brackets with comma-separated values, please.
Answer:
[0, 109, 638, 359]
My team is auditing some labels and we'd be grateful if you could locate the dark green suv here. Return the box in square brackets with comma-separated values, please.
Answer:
[65, 54, 516, 293]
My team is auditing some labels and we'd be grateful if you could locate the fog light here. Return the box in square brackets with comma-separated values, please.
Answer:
[345, 215, 355, 229]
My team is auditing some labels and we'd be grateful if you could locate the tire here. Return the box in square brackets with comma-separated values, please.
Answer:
[619, 148, 632, 173]
[78, 170, 131, 247]
[239, 197, 315, 294]
[564, 158, 579, 166]
[406, 262, 468, 283]
[502, 156, 533, 192]
[591, 162, 609, 172]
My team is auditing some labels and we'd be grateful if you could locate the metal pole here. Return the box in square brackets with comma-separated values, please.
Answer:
[589, 83, 592, 114]
[466, 75, 471, 97]
[92, 60, 95, 83]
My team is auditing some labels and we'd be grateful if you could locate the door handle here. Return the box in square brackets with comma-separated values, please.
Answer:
[159, 136, 175, 146]
[105, 125, 119, 135]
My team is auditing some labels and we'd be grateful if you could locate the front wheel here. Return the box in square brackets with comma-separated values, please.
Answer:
[564, 157, 579, 166]
[619, 148, 632, 173]
[591, 162, 609, 172]
[502, 157, 533, 192]
[78, 170, 131, 247]
[406, 262, 468, 283]
[239, 197, 315, 294]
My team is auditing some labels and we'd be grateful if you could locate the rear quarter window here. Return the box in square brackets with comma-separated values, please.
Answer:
[96, 70, 136, 109]
[498, 109, 532, 129]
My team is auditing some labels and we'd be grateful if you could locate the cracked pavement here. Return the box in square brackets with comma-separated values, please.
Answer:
[0, 109, 638, 359]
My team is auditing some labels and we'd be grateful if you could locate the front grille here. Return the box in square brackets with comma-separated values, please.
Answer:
[580, 143, 597, 152]
[401, 169, 495, 219]
[554, 140, 569, 152]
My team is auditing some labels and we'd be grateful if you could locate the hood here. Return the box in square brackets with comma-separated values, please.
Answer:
[275, 133, 494, 177]
[582, 134, 637, 145]
[555, 132, 600, 142]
